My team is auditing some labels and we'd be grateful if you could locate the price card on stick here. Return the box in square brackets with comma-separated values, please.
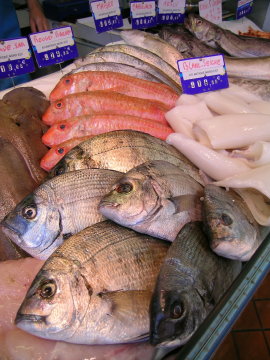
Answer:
[177, 54, 229, 95]
[0, 37, 35, 79]
[130, 0, 157, 29]
[90, 0, 123, 33]
[29, 26, 78, 68]
[199, 0, 222, 24]
[236, 0, 254, 19]
[157, 0, 186, 25]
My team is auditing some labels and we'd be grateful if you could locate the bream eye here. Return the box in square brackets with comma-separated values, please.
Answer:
[115, 183, 133, 193]
[171, 302, 183, 319]
[39, 280, 57, 299]
[22, 205, 37, 220]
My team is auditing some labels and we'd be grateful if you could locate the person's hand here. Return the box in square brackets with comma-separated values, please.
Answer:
[27, 0, 50, 33]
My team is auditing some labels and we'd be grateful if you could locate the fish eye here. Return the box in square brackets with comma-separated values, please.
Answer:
[221, 213, 233, 226]
[39, 280, 57, 299]
[170, 301, 183, 319]
[115, 182, 133, 194]
[57, 147, 64, 154]
[65, 78, 71, 84]
[56, 102, 62, 109]
[22, 205, 37, 220]
[196, 19, 203, 25]
[54, 165, 65, 176]
[59, 124, 66, 130]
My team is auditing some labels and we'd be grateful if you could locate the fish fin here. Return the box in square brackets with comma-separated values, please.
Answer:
[99, 289, 152, 325]
[169, 194, 201, 214]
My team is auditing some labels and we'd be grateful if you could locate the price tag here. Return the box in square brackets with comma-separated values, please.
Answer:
[177, 54, 229, 95]
[130, 0, 157, 29]
[157, 0, 186, 25]
[0, 37, 35, 79]
[90, 0, 123, 33]
[29, 26, 78, 68]
[236, 0, 253, 19]
[199, 0, 222, 24]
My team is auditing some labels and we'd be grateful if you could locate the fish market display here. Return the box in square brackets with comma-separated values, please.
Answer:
[120, 29, 184, 71]
[15, 221, 169, 344]
[48, 130, 204, 186]
[185, 14, 270, 57]
[224, 56, 270, 81]
[1, 169, 123, 259]
[99, 160, 203, 241]
[40, 136, 93, 171]
[42, 91, 168, 125]
[42, 114, 173, 147]
[203, 185, 262, 261]
[0, 87, 49, 260]
[0, 257, 155, 360]
[71, 50, 181, 93]
[150, 222, 241, 348]
[89, 43, 181, 90]
[49, 71, 178, 107]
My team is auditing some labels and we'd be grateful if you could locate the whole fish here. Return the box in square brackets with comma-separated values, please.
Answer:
[15, 221, 170, 344]
[48, 130, 204, 186]
[49, 71, 179, 107]
[40, 136, 93, 172]
[185, 14, 270, 57]
[99, 160, 203, 241]
[70, 61, 163, 84]
[225, 56, 270, 81]
[71, 51, 181, 93]
[150, 222, 241, 349]
[202, 184, 262, 261]
[159, 25, 221, 58]
[120, 30, 183, 71]
[42, 91, 168, 126]
[75, 44, 180, 88]
[1, 169, 123, 260]
[42, 114, 173, 147]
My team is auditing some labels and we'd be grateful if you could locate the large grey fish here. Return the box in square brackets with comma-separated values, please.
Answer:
[202, 184, 262, 262]
[1, 168, 123, 260]
[75, 44, 180, 88]
[71, 50, 181, 94]
[150, 221, 241, 349]
[69, 61, 162, 84]
[225, 56, 270, 81]
[120, 30, 184, 71]
[48, 130, 205, 186]
[15, 221, 169, 344]
[159, 25, 222, 58]
[99, 160, 204, 241]
[185, 14, 270, 57]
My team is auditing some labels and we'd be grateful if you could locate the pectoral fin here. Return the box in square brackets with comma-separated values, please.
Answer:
[99, 289, 152, 333]
[169, 194, 202, 214]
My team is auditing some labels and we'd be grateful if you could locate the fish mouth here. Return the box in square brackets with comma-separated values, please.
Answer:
[0, 222, 24, 245]
[15, 313, 46, 325]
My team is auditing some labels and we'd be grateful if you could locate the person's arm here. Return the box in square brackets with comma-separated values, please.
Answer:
[27, 0, 50, 32]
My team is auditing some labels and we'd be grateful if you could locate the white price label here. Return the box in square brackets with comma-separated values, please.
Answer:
[130, 1, 156, 18]
[199, 0, 222, 24]
[91, 0, 121, 20]
[158, 0, 185, 14]
[29, 27, 74, 53]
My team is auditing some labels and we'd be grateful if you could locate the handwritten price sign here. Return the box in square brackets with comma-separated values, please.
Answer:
[90, 0, 123, 33]
[130, 0, 157, 29]
[199, 0, 222, 24]
[0, 37, 35, 79]
[29, 26, 78, 68]
[157, 0, 186, 24]
[177, 54, 229, 95]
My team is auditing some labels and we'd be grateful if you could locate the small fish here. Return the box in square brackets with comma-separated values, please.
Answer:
[159, 25, 221, 58]
[71, 51, 181, 93]
[202, 184, 262, 261]
[15, 221, 169, 344]
[49, 71, 178, 107]
[1, 169, 123, 259]
[150, 221, 241, 349]
[40, 136, 93, 172]
[70, 61, 163, 84]
[76, 44, 181, 88]
[99, 160, 203, 241]
[42, 114, 173, 147]
[48, 130, 204, 186]
[120, 30, 184, 71]
[42, 91, 169, 126]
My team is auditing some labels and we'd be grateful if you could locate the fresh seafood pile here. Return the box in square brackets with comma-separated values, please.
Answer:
[1, 16, 270, 360]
